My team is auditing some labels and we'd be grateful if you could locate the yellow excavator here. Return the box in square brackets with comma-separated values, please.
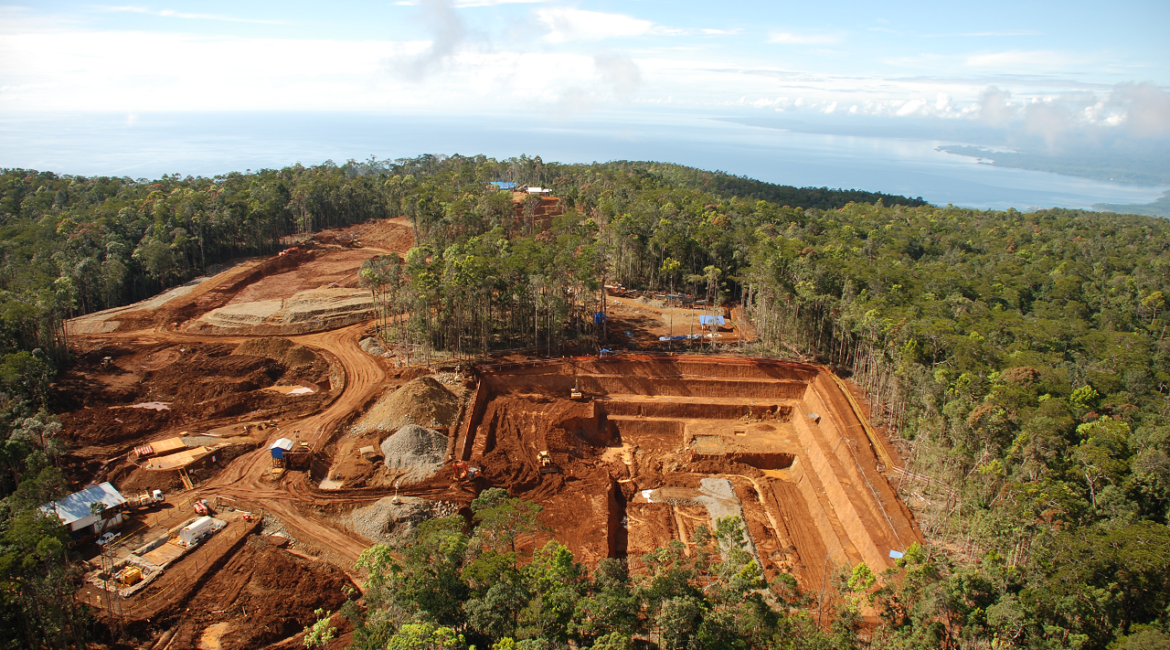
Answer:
[569, 361, 584, 400]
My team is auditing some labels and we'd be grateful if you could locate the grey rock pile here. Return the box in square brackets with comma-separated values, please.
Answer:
[380, 425, 447, 484]
[348, 497, 460, 544]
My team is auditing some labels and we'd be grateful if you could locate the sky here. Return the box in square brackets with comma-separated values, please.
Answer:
[1, 0, 1168, 144]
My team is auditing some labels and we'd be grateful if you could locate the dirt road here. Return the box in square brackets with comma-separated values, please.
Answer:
[67, 231, 427, 570]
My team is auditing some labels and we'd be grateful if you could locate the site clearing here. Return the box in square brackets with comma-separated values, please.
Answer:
[56, 215, 922, 649]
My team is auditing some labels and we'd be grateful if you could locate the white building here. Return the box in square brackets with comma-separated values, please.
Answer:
[41, 482, 127, 535]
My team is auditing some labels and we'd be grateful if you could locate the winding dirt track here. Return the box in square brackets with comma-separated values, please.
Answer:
[67, 241, 465, 571]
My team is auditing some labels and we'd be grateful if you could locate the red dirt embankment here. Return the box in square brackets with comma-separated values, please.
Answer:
[164, 536, 357, 650]
[53, 342, 332, 448]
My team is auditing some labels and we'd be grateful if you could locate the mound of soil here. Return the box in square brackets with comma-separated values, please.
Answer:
[165, 536, 355, 650]
[355, 376, 460, 434]
[380, 425, 447, 484]
[53, 343, 330, 452]
[233, 337, 319, 368]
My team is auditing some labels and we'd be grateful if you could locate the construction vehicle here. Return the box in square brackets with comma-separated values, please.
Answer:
[537, 451, 558, 474]
[452, 460, 469, 479]
[193, 499, 212, 516]
[125, 489, 165, 509]
[569, 361, 584, 401]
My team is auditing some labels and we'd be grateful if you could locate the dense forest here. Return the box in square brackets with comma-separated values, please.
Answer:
[2, 155, 1170, 649]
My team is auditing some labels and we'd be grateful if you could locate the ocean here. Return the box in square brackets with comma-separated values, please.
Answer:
[1, 110, 1165, 212]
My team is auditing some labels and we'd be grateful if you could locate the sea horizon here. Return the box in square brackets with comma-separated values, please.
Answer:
[3, 109, 1166, 213]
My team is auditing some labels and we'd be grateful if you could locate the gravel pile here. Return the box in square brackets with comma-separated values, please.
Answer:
[380, 425, 447, 484]
[359, 337, 387, 356]
[354, 376, 461, 434]
[261, 514, 297, 547]
[348, 497, 460, 544]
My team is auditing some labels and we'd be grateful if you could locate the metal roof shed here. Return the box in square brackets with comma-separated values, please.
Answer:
[269, 438, 294, 459]
[41, 482, 127, 532]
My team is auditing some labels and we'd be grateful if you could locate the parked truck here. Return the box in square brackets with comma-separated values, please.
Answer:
[125, 489, 164, 509]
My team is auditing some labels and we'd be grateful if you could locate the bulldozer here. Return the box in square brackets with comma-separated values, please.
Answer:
[570, 381, 584, 401]
[537, 451, 558, 474]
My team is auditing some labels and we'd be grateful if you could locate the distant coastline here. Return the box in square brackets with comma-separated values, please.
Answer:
[936, 144, 1170, 186]
[1093, 190, 1170, 218]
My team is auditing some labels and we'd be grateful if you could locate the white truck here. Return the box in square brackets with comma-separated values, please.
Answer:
[125, 489, 165, 509]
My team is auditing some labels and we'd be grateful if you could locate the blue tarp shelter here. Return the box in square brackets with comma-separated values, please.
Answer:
[699, 315, 726, 326]
[270, 438, 294, 460]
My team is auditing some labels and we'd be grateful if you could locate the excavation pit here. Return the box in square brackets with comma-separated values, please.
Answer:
[457, 355, 921, 590]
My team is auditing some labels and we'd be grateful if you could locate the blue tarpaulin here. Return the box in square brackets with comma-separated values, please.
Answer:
[593, 312, 607, 324]
[699, 315, 725, 326]
[490, 181, 517, 189]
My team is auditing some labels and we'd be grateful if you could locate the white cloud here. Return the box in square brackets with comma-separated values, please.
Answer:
[0, 4, 1162, 138]
[536, 8, 656, 43]
[101, 5, 284, 24]
[594, 53, 641, 100]
[976, 86, 1017, 125]
[395, 0, 467, 79]
[394, 0, 544, 6]
[965, 50, 1075, 70]
[767, 32, 840, 45]
[701, 28, 742, 36]
[1110, 82, 1170, 137]
[896, 99, 926, 116]
[923, 30, 1042, 38]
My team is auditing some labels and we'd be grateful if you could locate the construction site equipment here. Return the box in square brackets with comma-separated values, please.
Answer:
[193, 499, 211, 516]
[570, 380, 584, 401]
[125, 489, 165, 509]
[452, 460, 469, 479]
[537, 451, 558, 474]
[178, 468, 195, 490]
[176, 516, 225, 547]
[119, 566, 143, 586]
